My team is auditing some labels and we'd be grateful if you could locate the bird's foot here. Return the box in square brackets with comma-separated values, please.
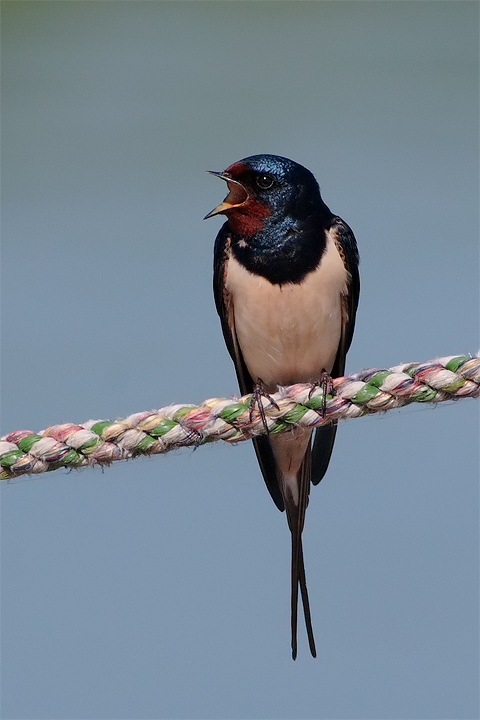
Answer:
[309, 369, 334, 418]
[250, 379, 280, 435]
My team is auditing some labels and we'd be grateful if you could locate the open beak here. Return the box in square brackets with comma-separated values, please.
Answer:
[204, 171, 249, 219]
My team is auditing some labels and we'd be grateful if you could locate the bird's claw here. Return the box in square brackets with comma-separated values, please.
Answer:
[309, 369, 334, 418]
[250, 379, 279, 434]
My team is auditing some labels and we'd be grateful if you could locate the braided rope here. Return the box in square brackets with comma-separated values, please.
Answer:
[1, 354, 478, 481]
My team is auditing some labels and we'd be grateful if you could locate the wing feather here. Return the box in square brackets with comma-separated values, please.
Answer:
[311, 217, 360, 485]
[213, 223, 284, 510]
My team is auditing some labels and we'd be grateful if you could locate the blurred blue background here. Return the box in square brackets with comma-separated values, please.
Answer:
[2, 2, 478, 718]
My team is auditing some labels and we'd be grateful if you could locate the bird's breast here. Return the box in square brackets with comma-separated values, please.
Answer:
[225, 231, 348, 389]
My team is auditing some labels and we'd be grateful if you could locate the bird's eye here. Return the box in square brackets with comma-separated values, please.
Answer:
[256, 174, 275, 189]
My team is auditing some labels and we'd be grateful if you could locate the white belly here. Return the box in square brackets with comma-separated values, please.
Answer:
[225, 232, 348, 389]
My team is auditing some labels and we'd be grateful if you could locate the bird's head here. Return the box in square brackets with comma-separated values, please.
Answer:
[205, 154, 322, 236]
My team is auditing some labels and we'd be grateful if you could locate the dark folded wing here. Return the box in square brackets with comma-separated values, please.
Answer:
[213, 223, 284, 510]
[312, 217, 360, 485]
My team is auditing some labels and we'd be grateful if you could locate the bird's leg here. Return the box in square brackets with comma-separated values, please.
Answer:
[309, 369, 334, 419]
[250, 378, 280, 435]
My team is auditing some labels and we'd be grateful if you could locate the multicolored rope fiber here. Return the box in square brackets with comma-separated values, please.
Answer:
[1, 354, 478, 481]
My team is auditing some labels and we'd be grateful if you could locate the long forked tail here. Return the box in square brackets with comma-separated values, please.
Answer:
[291, 532, 317, 659]
[290, 440, 316, 659]
[270, 428, 317, 658]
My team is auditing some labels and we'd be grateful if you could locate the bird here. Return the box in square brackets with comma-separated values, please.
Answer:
[205, 154, 360, 659]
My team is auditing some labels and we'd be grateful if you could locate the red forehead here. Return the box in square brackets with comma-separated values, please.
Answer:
[225, 161, 249, 177]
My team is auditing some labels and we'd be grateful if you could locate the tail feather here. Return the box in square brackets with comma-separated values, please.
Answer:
[271, 429, 317, 658]
[286, 441, 317, 659]
[291, 532, 299, 660]
[291, 533, 317, 659]
[298, 540, 316, 657]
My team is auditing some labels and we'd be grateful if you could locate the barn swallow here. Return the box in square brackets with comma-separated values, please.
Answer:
[206, 154, 359, 659]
